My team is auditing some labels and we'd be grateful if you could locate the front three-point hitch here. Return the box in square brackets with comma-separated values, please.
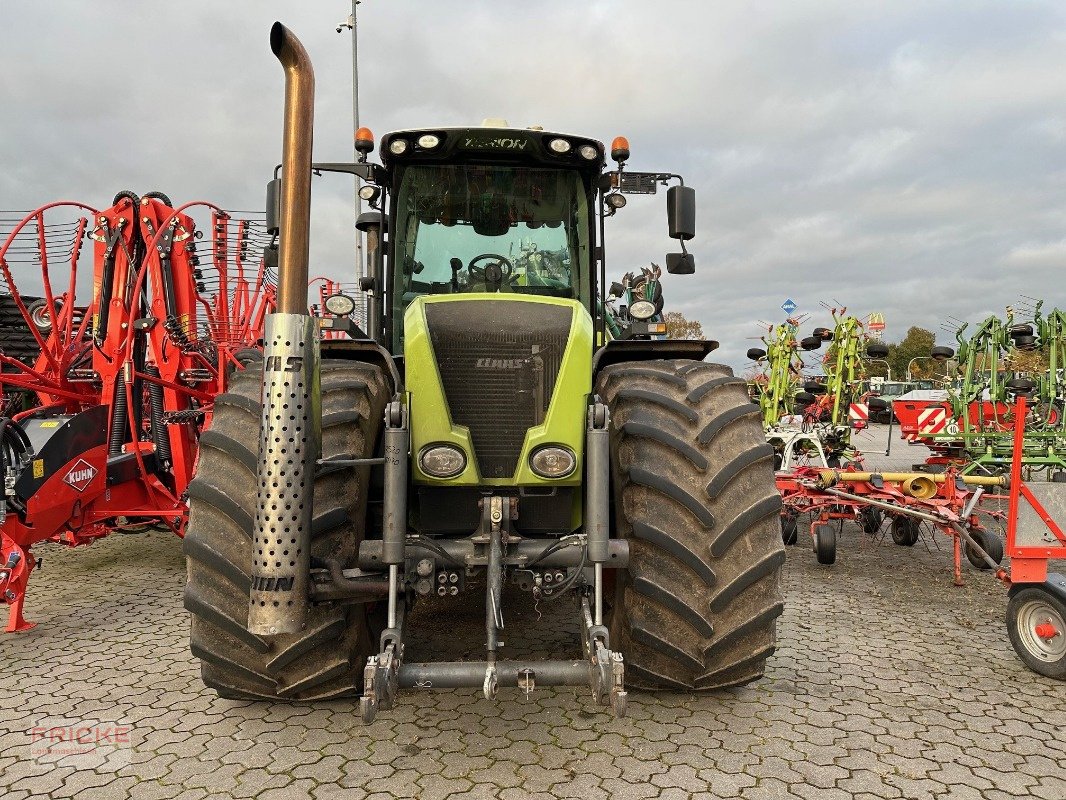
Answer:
[359, 401, 628, 722]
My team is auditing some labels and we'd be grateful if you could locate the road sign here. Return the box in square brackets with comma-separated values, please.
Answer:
[781, 298, 797, 315]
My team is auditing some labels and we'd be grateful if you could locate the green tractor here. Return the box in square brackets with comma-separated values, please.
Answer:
[184, 23, 784, 719]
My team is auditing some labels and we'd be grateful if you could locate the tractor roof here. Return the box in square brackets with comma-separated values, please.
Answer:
[379, 126, 606, 171]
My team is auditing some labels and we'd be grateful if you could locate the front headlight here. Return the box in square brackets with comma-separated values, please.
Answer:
[419, 445, 466, 478]
[629, 300, 656, 320]
[529, 445, 576, 479]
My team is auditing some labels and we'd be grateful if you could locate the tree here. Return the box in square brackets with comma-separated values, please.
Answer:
[663, 311, 705, 340]
[885, 326, 939, 380]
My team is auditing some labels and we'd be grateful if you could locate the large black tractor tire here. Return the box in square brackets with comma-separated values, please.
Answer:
[184, 360, 388, 700]
[596, 360, 786, 691]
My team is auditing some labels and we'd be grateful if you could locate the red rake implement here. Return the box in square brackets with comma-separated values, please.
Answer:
[0, 193, 275, 631]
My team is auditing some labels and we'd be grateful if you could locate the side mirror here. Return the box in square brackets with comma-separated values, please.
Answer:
[265, 178, 281, 235]
[263, 243, 279, 268]
[667, 185, 695, 240]
[666, 252, 695, 274]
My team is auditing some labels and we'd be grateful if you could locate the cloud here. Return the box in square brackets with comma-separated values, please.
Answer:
[2, 0, 1066, 369]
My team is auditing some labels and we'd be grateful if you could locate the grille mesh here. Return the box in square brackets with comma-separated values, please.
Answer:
[425, 300, 572, 478]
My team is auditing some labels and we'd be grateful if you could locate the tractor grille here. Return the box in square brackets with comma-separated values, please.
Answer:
[425, 300, 572, 479]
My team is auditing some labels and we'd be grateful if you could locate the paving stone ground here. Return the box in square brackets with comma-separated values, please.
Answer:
[1, 425, 1063, 799]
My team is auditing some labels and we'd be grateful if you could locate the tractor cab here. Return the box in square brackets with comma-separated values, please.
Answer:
[378, 126, 602, 350]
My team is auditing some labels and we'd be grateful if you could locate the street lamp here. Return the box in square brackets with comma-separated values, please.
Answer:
[865, 358, 892, 381]
[908, 352, 949, 381]
[337, 2, 364, 313]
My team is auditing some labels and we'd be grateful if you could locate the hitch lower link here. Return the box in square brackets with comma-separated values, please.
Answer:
[359, 399, 627, 721]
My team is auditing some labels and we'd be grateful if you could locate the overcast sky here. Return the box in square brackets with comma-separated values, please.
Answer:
[3, 1, 1065, 366]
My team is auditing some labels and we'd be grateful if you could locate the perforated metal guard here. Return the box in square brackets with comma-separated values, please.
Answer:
[247, 313, 321, 635]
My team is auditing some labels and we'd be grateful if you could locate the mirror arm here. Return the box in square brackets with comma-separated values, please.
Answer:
[272, 161, 384, 183]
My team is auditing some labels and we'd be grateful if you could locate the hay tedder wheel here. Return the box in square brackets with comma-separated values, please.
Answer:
[859, 506, 883, 534]
[781, 513, 799, 546]
[813, 523, 837, 565]
[965, 529, 1004, 570]
[891, 516, 920, 546]
[184, 360, 387, 700]
[596, 360, 785, 691]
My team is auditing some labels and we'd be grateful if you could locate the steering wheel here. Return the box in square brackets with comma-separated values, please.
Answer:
[467, 253, 514, 285]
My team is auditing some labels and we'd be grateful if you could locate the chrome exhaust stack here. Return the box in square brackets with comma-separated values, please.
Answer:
[248, 22, 320, 636]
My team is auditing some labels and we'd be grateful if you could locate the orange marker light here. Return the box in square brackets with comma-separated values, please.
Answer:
[355, 127, 375, 154]
[610, 136, 630, 164]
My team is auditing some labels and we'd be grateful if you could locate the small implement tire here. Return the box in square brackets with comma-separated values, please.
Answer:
[596, 360, 785, 691]
[746, 347, 766, 361]
[1006, 584, 1066, 680]
[866, 342, 889, 359]
[781, 513, 798, 546]
[890, 516, 920, 546]
[813, 523, 836, 565]
[800, 336, 822, 351]
[931, 345, 955, 360]
[184, 360, 388, 700]
[26, 299, 55, 334]
[965, 529, 1004, 570]
[859, 506, 883, 534]
[1007, 377, 1036, 394]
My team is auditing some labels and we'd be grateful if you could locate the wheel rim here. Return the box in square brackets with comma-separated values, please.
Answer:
[1016, 600, 1066, 662]
[30, 303, 52, 331]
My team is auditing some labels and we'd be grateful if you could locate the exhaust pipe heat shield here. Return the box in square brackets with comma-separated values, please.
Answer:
[248, 23, 320, 635]
[248, 313, 321, 635]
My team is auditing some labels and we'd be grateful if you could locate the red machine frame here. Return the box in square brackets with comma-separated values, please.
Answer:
[0, 194, 275, 631]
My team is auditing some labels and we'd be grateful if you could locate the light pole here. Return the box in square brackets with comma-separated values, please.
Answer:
[908, 354, 949, 381]
[907, 356, 931, 378]
[337, 2, 364, 314]
[865, 358, 892, 381]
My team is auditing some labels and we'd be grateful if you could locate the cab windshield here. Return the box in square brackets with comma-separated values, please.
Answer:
[390, 164, 591, 345]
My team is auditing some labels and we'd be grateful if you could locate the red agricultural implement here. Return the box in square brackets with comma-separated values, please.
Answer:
[0, 192, 275, 632]
[777, 465, 1007, 575]
[776, 392, 1066, 678]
